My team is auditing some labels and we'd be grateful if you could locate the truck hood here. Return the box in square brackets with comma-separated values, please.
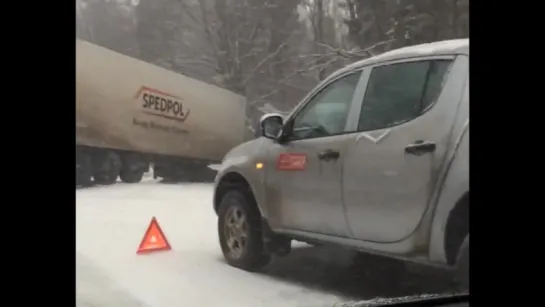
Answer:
[222, 137, 268, 163]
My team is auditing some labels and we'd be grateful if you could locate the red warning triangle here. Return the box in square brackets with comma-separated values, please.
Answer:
[136, 217, 172, 254]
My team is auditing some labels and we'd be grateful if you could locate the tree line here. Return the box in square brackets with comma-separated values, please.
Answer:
[76, 0, 468, 129]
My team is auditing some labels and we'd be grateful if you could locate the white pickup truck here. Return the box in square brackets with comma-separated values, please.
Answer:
[213, 39, 469, 287]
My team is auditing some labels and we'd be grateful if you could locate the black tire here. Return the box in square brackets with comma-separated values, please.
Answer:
[186, 167, 216, 183]
[92, 151, 122, 185]
[120, 154, 146, 183]
[120, 168, 145, 183]
[76, 153, 93, 187]
[160, 177, 179, 184]
[217, 189, 271, 271]
[455, 235, 469, 289]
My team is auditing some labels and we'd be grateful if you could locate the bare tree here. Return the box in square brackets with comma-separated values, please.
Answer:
[76, 0, 139, 57]
[342, 0, 469, 52]
[79, 0, 469, 130]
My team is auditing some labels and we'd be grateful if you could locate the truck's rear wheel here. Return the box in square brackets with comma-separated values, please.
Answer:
[120, 167, 145, 183]
[120, 154, 147, 183]
[456, 235, 469, 290]
[218, 190, 271, 271]
[92, 151, 121, 185]
[76, 153, 93, 187]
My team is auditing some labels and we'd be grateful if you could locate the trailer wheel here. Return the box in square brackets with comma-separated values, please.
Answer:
[120, 167, 145, 183]
[186, 166, 216, 182]
[120, 154, 146, 183]
[76, 153, 93, 187]
[92, 151, 121, 185]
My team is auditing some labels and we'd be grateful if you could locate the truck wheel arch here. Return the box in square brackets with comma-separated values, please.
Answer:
[444, 192, 469, 265]
[428, 151, 469, 263]
[428, 186, 469, 264]
[214, 171, 263, 217]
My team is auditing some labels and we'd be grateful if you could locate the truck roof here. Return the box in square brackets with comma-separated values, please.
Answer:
[334, 39, 469, 78]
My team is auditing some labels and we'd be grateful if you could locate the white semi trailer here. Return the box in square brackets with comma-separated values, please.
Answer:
[76, 39, 248, 185]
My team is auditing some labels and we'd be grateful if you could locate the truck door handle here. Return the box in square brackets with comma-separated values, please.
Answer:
[317, 149, 340, 161]
[404, 140, 436, 155]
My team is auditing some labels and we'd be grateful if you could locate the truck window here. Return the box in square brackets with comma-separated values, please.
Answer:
[421, 60, 453, 112]
[292, 71, 362, 140]
[357, 59, 452, 132]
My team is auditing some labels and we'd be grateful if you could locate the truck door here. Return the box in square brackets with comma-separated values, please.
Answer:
[342, 55, 469, 243]
[263, 71, 364, 237]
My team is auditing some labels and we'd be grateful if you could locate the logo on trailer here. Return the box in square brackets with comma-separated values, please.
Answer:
[135, 86, 191, 123]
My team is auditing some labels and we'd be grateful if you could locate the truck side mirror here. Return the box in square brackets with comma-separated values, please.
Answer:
[259, 113, 284, 139]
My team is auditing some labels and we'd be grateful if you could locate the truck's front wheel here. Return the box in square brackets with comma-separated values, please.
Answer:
[92, 151, 121, 185]
[218, 190, 270, 272]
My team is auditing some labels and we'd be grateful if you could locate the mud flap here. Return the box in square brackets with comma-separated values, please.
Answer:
[261, 219, 291, 257]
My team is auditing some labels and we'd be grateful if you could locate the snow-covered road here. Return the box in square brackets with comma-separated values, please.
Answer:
[76, 181, 457, 307]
